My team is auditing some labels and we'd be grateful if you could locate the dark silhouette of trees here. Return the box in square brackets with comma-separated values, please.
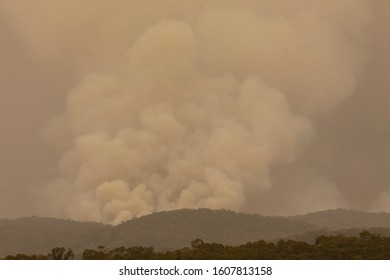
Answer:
[82, 245, 155, 260]
[5, 247, 73, 260]
[49, 247, 74, 260]
[4, 231, 390, 260]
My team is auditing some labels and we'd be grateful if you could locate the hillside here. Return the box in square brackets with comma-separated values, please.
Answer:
[2, 208, 390, 258]
[110, 208, 316, 250]
[0, 209, 315, 257]
[0, 216, 111, 257]
[286, 227, 390, 244]
[292, 209, 390, 229]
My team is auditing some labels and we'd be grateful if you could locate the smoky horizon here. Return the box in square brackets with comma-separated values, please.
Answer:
[0, 0, 389, 224]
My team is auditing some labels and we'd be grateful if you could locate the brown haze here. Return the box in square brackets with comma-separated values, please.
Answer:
[0, 0, 389, 224]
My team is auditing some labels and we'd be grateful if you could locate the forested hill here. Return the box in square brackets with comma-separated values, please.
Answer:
[291, 209, 390, 229]
[1, 208, 390, 257]
[0, 217, 111, 257]
[287, 227, 390, 244]
[110, 209, 316, 250]
[0, 209, 314, 257]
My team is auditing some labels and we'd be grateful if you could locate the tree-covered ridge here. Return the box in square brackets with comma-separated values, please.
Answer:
[2, 208, 390, 258]
[0, 216, 111, 257]
[110, 209, 316, 250]
[292, 209, 390, 229]
[4, 231, 390, 260]
[286, 227, 390, 244]
[0, 209, 316, 257]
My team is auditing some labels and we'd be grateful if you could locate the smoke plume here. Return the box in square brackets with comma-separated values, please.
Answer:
[0, 0, 371, 223]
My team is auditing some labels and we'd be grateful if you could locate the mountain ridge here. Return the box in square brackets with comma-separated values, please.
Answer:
[1, 208, 390, 257]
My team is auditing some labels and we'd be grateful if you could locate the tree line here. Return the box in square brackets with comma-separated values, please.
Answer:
[4, 231, 390, 260]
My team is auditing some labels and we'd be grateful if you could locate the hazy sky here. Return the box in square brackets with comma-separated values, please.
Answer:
[0, 0, 389, 223]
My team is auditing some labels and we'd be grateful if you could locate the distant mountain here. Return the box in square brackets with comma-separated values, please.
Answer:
[0, 216, 111, 257]
[2, 208, 390, 258]
[286, 228, 390, 244]
[110, 208, 316, 250]
[291, 209, 390, 229]
[0, 209, 314, 257]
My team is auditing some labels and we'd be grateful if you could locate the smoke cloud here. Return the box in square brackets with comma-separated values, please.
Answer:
[0, 0, 373, 223]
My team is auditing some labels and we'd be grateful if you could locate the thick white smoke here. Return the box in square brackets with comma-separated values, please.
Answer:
[0, 0, 371, 224]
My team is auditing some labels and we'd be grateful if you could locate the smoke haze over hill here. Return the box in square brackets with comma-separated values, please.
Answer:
[0, 1, 389, 223]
